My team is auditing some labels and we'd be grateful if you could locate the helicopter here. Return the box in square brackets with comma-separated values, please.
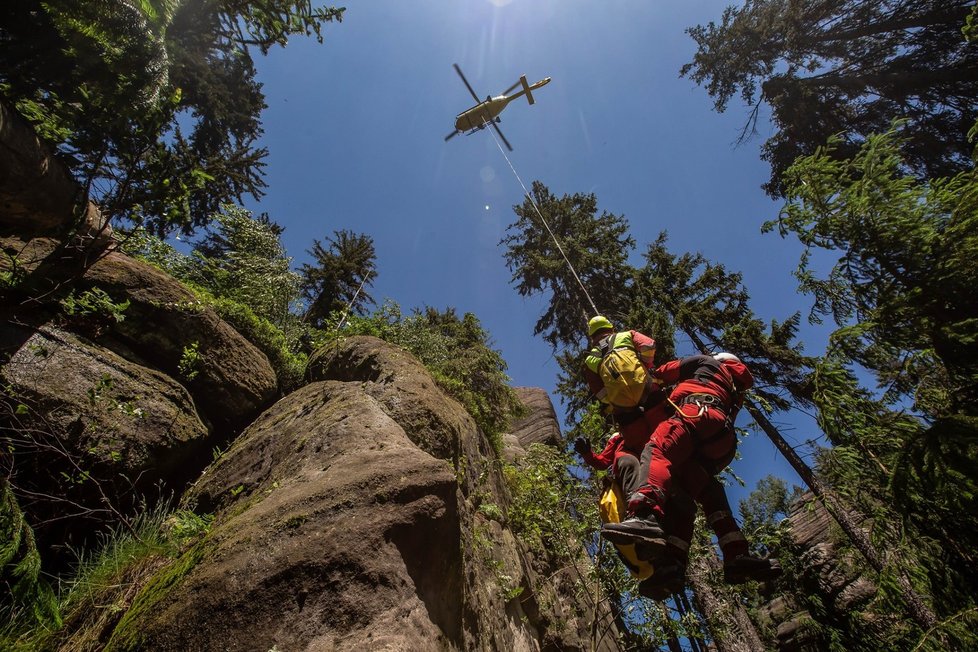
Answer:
[444, 63, 551, 151]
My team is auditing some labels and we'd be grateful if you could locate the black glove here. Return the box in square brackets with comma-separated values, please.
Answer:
[573, 437, 591, 456]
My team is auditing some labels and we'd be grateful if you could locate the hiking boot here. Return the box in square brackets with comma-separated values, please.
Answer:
[722, 554, 783, 584]
[634, 542, 667, 562]
[600, 515, 667, 554]
[638, 560, 686, 601]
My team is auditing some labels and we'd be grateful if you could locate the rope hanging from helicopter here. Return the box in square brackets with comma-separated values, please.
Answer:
[485, 123, 600, 317]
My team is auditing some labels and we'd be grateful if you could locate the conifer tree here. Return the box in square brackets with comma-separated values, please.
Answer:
[682, 0, 977, 197]
[188, 205, 301, 329]
[300, 230, 377, 328]
[0, 0, 345, 234]
[767, 123, 978, 629]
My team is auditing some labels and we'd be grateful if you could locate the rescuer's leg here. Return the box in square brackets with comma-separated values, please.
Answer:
[600, 412, 695, 551]
[697, 474, 782, 584]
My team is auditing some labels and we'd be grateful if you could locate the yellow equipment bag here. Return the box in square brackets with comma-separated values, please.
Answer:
[598, 479, 654, 580]
[598, 346, 648, 409]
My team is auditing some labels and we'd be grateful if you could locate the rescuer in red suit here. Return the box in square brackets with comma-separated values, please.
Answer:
[601, 353, 782, 585]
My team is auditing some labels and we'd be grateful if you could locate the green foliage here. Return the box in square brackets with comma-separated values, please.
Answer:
[177, 342, 201, 381]
[121, 218, 308, 391]
[501, 180, 636, 352]
[503, 444, 593, 557]
[0, 0, 345, 234]
[300, 230, 377, 328]
[682, 0, 978, 197]
[636, 233, 814, 410]
[757, 123, 978, 645]
[0, 251, 26, 290]
[117, 227, 192, 277]
[207, 296, 308, 392]
[477, 502, 504, 522]
[186, 205, 301, 330]
[336, 302, 524, 450]
[0, 479, 61, 634]
[771, 127, 978, 624]
[501, 181, 813, 429]
[739, 475, 802, 558]
[0, 503, 212, 651]
[60, 287, 130, 322]
[771, 124, 978, 415]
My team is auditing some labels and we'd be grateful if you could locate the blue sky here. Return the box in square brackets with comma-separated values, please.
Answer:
[243, 0, 827, 507]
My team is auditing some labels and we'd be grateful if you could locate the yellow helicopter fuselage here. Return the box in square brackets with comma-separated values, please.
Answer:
[455, 96, 511, 132]
[453, 76, 551, 133]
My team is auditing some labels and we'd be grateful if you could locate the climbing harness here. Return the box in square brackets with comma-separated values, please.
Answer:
[486, 124, 600, 318]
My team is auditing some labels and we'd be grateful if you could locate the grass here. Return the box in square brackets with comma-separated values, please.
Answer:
[0, 506, 213, 652]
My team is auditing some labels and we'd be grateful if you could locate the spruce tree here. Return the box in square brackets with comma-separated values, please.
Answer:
[0, 0, 345, 234]
[300, 230, 377, 328]
[682, 0, 977, 197]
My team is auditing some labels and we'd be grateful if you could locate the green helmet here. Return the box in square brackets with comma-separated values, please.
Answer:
[587, 315, 614, 337]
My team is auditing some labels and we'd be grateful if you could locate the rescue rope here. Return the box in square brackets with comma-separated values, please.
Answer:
[486, 124, 600, 317]
[335, 272, 373, 331]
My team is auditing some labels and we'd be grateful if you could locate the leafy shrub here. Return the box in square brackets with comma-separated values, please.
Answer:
[59, 287, 131, 338]
[503, 443, 593, 555]
[332, 301, 525, 452]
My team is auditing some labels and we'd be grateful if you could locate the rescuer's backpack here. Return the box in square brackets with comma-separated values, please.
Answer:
[599, 478, 654, 580]
[597, 337, 649, 409]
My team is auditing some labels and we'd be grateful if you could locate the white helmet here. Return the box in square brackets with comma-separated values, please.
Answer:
[714, 352, 741, 364]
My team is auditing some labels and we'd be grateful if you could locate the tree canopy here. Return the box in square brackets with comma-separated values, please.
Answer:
[0, 0, 344, 234]
[769, 123, 978, 415]
[681, 0, 978, 197]
[300, 230, 377, 328]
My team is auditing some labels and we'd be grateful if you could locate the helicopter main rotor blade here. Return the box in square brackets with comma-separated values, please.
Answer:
[444, 130, 460, 142]
[491, 120, 513, 152]
[453, 64, 481, 103]
[502, 80, 521, 96]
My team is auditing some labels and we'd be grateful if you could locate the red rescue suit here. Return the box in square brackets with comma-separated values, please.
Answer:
[637, 355, 754, 559]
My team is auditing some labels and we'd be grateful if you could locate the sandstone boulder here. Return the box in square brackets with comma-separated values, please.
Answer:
[0, 101, 79, 235]
[107, 337, 619, 651]
[82, 250, 278, 431]
[501, 387, 561, 464]
[306, 335, 472, 461]
[0, 323, 209, 552]
[113, 379, 463, 651]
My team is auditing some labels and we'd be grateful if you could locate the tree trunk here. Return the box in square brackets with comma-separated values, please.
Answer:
[682, 328, 939, 630]
[687, 547, 766, 652]
[744, 401, 938, 631]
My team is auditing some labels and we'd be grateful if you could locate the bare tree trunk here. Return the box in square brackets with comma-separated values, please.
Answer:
[687, 547, 765, 652]
[682, 328, 938, 631]
[743, 401, 938, 631]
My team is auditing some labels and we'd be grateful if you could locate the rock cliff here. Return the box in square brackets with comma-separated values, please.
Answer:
[757, 492, 878, 651]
